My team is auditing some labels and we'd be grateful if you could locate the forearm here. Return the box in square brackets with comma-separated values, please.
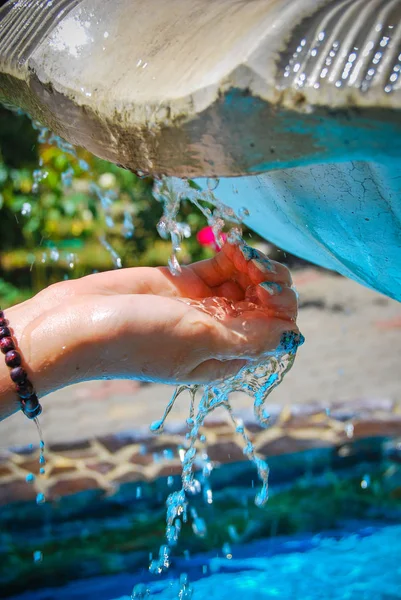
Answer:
[0, 298, 93, 421]
[0, 290, 164, 421]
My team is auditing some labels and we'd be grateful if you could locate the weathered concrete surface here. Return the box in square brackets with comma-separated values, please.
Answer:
[0, 0, 400, 177]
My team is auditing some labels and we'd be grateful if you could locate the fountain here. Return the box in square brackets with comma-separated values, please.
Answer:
[0, 0, 400, 299]
[1, 2, 401, 599]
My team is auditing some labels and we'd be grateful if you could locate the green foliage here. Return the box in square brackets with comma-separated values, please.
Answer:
[0, 277, 31, 306]
[0, 107, 213, 306]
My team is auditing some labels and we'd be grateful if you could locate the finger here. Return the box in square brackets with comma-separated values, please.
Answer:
[212, 313, 301, 361]
[248, 255, 292, 286]
[253, 283, 298, 320]
[188, 358, 248, 383]
[222, 243, 292, 287]
[213, 280, 246, 301]
[190, 242, 292, 291]
[189, 248, 236, 288]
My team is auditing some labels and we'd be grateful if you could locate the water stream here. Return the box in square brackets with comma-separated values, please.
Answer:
[141, 176, 304, 594]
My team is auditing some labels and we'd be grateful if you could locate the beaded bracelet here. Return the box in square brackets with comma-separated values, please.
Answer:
[0, 309, 42, 419]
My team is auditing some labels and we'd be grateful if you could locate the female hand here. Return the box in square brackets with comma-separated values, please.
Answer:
[1, 243, 299, 418]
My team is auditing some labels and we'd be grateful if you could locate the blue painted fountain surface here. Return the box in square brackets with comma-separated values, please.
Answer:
[197, 157, 401, 302]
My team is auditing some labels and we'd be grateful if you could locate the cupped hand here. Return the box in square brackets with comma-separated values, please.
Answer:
[8, 243, 300, 403]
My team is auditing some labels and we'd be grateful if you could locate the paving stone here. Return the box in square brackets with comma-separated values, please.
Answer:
[48, 477, 100, 499]
[0, 464, 12, 477]
[0, 481, 36, 505]
[154, 462, 185, 479]
[97, 434, 143, 453]
[129, 452, 155, 467]
[112, 471, 145, 484]
[48, 465, 77, 476]
[86, 461, 115, 474]
[257, 435, 332, 457]
[207, 441, 247, 464]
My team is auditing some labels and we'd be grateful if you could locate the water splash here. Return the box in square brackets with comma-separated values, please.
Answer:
[61, 166, 74, 187]
[123, 209, 135, 239]
[149, 176, 304, 582]
[36, 492, 46, 505]
[178, 573, 193, 599]
[29, 118, 125, 270]
[131, 583, 150, 599]
[34, 417, 46, 472]
[31, 168, 48, 193]
[99, 235, 123, 269]
[90, 182, 117, 228]
[149, 325, 303, 573]
[153, 176, 243, 275]
[19, 124, 303, 594]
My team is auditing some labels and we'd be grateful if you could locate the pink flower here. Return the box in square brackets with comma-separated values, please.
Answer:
[197, 226, 227, 252]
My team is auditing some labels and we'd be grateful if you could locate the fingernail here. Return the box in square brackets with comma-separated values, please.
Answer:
[259, 282, 282, 295]
[277, 331, 305, 354]
[239, 243, 256, 261]
[252, 257, 274, 274]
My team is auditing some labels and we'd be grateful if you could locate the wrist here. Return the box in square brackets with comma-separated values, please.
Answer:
[1, 296, 93, 417]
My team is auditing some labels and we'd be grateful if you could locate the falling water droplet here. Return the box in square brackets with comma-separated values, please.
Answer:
[78, 159, 89, 171]
[99, 236, 122, 269]
[50, 248, 60, 262]
[21, 202, 32, 216]
[238, 207, 250, 221]
[361, 474, 371, 489]
[345, 423, 354, 438]
[61, 167, 74, 187]
[168, 254, 181, 276]
[131, 584, 150, 599]
[123, 210, 135, 239]
[207, 177, 219, 191]
[178, 573, 193, 599]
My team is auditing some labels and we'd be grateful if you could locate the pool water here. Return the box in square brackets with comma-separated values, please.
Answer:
[146, 525, 401, 600]
[7, 524, 401, 600]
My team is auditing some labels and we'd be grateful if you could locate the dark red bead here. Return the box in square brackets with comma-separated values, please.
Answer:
[5, 350, 21, 368]
[0, 337, 14, 353]
[15, 380, 34, 399]
[0, 318, 6, 327]
[0, 310, 4, 319]
[0, 326, 10, 338]
[10, 366, 27, 383]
